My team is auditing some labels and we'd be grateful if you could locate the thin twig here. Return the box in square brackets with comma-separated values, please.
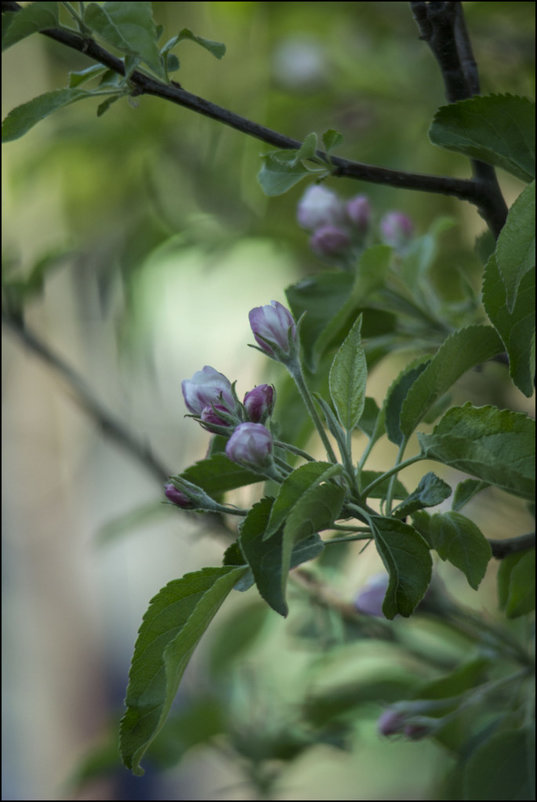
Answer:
[489, 532, 535, 560]
[2, 310, 171, 483]
[1, 0, 504, 232]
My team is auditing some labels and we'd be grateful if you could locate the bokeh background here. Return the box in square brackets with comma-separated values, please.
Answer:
[2, 2, 534, 799]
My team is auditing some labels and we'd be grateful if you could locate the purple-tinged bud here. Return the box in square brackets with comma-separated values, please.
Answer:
[297, 184, 344, 230]
[310, 225, 352, 257]
[225, 422, 273, 469]
[403, 723, 432, 740]
[164, 483, 193, 508]
[346, 195, 371, 233]
[380, 211, 414, 248]
[200, 404, 231, 427]
[243, 384, 275, 423]
[378, 709, 406, 737]
[181, 366, 234, 416]
[249, 300, 297, 361]
[354, 573, 390, 617]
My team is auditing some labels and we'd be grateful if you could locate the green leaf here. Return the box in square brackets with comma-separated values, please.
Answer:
[329, 314, 367, 431]
[463, 728, 535, 801]
[175, 28, 226, 59]
[483, 252, 535, 397]
[2, 88, 97, 142]
[2, 2, 58, 52]
[384, 357, 430, 445]
[265, 462, 342, 539]
[296, 131, 319, 161]
[357, 397, 383, 439]
[68, 64, 108, 88]
[321, 128, 343, 153]
[497, 549, 535, 617]
[392, 472, 452, 518]
[400, 325, 503, 439]
[429, 94, 535, 182]
[426, 512, 491, 589]
[257, 150, 312, 196]
[413, 656, 490, 701]
[84, 1, 164, 78]
[208, 600, 268, 676]
[311, 246, 393, 370]
[286, 272, 353, 370]
[452, 479, 490, 512]
[371, 517, 432, 618]
[495, 182, 535, 313]
[180, 453, 264, 495]
[239, 497, 326, 616]
[399, 217, 456, 295]
[360, 471, 407, 500]
[418, 404, 535, 501]
[119, 565, 247, 775]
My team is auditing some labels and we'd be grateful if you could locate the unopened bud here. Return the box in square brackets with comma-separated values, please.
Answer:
[249, 300, 297, 362]
[164, 483, 193, 509]
[243, 384, 275, 423]
[181, 366, 234, 416]
[346, 195, 371, 233]
[297, 184, 344, 230]
[380, 211, 414, 248]
[354, 573, 390, 617]
[225, 422, 273, 469]
[310, 225, 352, 257]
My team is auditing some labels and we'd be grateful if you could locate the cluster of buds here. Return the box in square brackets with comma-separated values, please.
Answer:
[296, 184, 414, 262]
[165, 301, 300, 508]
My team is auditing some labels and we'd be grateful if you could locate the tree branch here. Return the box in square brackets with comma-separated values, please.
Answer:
[489, 532, 535, 560]
[410, 1, 508, 236]
[2, 310, 172, 484]
[1, 0, 503, 232]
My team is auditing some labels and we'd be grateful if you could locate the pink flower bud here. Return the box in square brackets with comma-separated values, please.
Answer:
[225, 422, 273, 468]
[200, 404, 232, 427]
[378, 708, 406, 737]
[249, 300, 297, 360]
[297, 185, 344, 230]
[346, 195, 371, 233]
[164, 483, 193, 508]
[354, 573, 390, 617]
[403, 723, 431, 740]
[243, 384, 275, 423]
[310, 225, 352, 257]
[380, 211, 414, 248]
[181, 366, 234, 416]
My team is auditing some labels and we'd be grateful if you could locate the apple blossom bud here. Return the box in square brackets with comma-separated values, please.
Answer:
[346, 194, 371, 233]
[297, 184, 344, 230]
[249, 300, 297, 361]
[377, 708, 406, 737]
[200, 404, 232, 427]
[243, 384, 275, 423]
[403, 723, 432, 740]
[380, 211, 414, 248]
[225, 422, 273, 469]
[164, 483, 193, 508]
[181, 366, 234, 416]
[354, 573, 390, 617]
[310, 225, 352, 257]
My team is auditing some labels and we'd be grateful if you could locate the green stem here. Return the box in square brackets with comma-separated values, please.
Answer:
[362, 453, 424, 498]
[273, 439, 316, 462]
[324, 533, 372, 544]
[288, 360, 338, 464]
[61, 1, 91, 34]
[385, 440, 407, 514]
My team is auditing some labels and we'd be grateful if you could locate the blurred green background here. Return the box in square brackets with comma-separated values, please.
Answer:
[2, 2, 534, 799]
